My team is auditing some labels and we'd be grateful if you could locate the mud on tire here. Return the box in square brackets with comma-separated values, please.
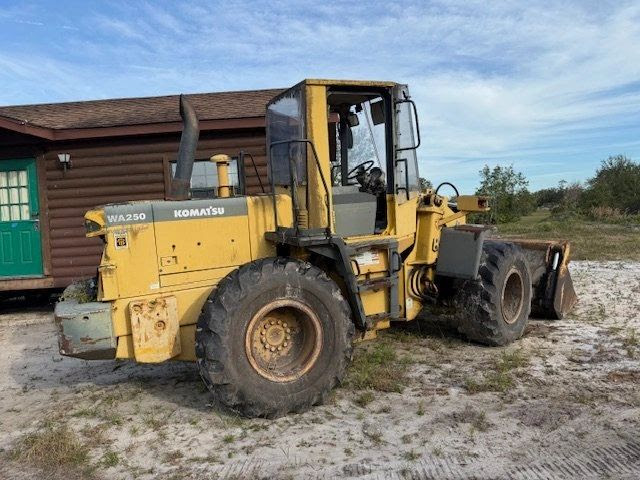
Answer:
[455, 241, 532, 346]
[195, 257, 354, 418]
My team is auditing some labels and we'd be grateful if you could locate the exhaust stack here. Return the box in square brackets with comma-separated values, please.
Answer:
[169, 95, 199, 200]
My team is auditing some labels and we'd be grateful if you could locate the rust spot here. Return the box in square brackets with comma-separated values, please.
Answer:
[60, 334, 73, 354]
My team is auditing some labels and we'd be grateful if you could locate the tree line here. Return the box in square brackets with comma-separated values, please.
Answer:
[463, 155, 640, 224]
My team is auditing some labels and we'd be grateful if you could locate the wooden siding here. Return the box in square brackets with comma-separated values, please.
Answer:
[42, 128, 268, 288]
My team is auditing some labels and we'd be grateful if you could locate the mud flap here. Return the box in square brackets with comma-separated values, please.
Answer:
[504, 239, 578, 319]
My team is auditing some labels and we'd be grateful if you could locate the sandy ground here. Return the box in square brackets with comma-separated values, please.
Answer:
[0, 260, 639, 479]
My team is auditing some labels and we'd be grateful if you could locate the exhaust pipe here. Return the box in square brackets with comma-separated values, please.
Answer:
[169, 95, 199, 200]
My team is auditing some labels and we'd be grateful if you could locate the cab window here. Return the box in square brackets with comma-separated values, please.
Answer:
[328, 90, 391, 233]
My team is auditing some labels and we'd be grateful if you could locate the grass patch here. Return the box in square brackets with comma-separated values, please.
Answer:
[464, 350, 528, 394]
[497, 349, 529, 371]
[101, 451, 119, 467]
[497, 210, 640, 261]
[623, 328, 638, 358]
[363, 428, 383, 444]
[10, 423, 90, 471]
[450, 406, 491, 432]
[354, 391, 375, 407]
[344, 342, 409, 393]
[164, 450, 184, 463]
[622, 328, 638, 348]
[402, 449, 421, 461]
[465, 371, 513, 393]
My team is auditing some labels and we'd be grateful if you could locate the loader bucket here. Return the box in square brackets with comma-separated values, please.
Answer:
[504, 239, 578, 319]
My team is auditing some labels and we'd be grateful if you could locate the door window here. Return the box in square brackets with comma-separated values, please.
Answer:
[334, 99, 387, 186]
[0, 170, 30, 221]
[266, 86, 306, 186]
[394, 85, 420, 203]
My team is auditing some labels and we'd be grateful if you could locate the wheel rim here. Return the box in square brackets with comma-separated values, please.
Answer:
[501, 268, 524, 325]
[245, 299, 323, 383]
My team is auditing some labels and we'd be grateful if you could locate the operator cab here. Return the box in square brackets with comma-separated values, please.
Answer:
[266, 80, 421, 239]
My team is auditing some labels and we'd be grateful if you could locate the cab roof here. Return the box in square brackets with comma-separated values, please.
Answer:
[303, 79, 397, 88]
[267, 79, 398, 106]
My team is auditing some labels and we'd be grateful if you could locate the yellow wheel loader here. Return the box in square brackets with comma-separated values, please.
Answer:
[55, 79, 577, 417]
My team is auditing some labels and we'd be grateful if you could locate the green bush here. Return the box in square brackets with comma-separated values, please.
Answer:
[473, 164, 535, 224]
[579, 155, 640, 214]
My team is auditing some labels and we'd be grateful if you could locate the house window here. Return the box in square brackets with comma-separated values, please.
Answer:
[0, 170, 30, 221]
[171, 159, 239, 198]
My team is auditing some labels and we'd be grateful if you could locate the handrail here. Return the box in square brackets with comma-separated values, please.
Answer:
[395, 98, 421, 152]
[268, 139, 332, 236]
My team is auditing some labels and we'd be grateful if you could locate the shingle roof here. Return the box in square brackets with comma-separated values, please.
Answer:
[0, 88, 284, 130]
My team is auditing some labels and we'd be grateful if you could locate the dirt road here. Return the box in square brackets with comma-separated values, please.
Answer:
[1, 261, 639, 479]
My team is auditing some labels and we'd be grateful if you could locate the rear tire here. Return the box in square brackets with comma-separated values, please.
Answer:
[195, 257, 354, 418]
[456, 241, 532, 346]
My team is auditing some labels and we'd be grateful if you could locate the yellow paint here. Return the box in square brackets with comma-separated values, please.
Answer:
[211, 154, 231, 198]
[393, 196, 420, 238]
[115, 335, 134, 358]
[456, 195, 489, 212]
[110, 284, 214, 338]
[98, 192, 294, 359]
[99, 222, 159, 301]
[305, 84, 333, 230]
[154, 214, 252, 276]
[159, 266, 236, 288]
[116, 324, 197, 361]
[129, 296, 181, 363]
[360, 288, 389, 316]
[84, 208, 106, 237]
[246, 194, 293, 258]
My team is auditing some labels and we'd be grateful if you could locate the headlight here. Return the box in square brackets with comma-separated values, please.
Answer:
[84, 219, 104, 236]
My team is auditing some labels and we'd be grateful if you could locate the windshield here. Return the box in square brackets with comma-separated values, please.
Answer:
[334, 99, 386, 185]
[266, 86, 306, 186]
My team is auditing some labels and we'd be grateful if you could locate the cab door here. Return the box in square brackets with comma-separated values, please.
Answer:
[392, 84, 421, 238]
[0, 159, 43, 277]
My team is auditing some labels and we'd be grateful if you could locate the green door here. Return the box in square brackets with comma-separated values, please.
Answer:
[0, 159, 43, 277]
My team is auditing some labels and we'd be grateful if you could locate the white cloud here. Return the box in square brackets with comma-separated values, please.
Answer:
[1, 0, 639, 191]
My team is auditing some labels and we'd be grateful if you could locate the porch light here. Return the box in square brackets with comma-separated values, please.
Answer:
[58, 153, 72, 171]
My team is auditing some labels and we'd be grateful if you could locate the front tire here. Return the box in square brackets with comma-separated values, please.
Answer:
[456, 241, 532, 346]
[195, 257, 354, 418]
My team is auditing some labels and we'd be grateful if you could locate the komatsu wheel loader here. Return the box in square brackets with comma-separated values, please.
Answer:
[55, 79, 577, 417]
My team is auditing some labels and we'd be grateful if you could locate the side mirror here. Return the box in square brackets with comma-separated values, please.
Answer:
[370, 100, 385, 125]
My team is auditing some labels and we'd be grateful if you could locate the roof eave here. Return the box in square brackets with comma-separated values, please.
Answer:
[0, 115, 266, 142]
[0, 116, 55, 140]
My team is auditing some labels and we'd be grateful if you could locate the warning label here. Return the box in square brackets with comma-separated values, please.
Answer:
[353, 250, 380, 266]
[114, 232, 128, 249]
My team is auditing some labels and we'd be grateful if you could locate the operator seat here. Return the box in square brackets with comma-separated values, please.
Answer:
[356, 166, 387, 232]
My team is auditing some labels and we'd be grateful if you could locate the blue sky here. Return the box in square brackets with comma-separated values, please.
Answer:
[1, 1, 639, 193]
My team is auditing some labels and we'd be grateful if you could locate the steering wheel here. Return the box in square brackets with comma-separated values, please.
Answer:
[435, 182, 460, 197]
[346, 160, 375, 181]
